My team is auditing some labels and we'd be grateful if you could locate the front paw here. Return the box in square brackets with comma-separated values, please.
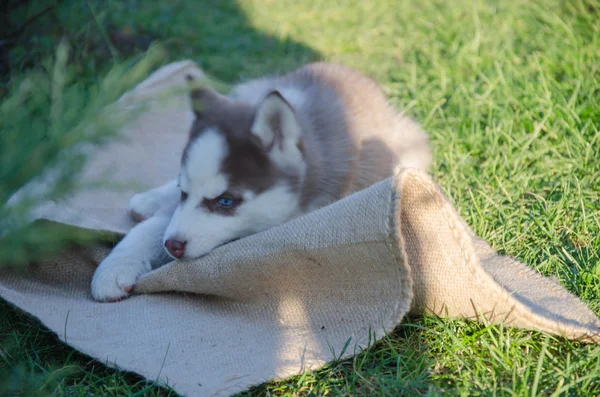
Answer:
[91, 254, 150, 302]
[128, 191, 162, 222]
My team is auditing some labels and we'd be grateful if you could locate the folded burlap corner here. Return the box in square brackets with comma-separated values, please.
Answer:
[133, 166, 600, 344]
[1, 61, 598, 397]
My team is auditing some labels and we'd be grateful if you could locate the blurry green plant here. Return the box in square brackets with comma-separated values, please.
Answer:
[0, 40, 163, 268]
[0, 362, 79, 397]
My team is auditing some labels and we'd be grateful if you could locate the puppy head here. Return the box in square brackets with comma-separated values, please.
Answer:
[163, 86, 306, 259]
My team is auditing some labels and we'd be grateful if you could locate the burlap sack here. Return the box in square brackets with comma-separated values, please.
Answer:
[1, 61, 598, 397]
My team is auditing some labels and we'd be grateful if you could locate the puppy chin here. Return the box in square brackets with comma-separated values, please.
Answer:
[161, 235, 239, 261]
[180, 243, 213, 260]
[186, 239, 242, 260]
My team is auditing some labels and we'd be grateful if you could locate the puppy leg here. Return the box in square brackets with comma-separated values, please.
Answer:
[91, 215, 172, 302]
[128, 179, 179, 222]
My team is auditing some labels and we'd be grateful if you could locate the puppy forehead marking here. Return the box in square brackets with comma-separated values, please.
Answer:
[183, 128, 229, 197]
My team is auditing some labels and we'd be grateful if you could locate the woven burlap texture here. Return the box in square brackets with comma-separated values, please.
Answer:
[1, 61, 598, 397]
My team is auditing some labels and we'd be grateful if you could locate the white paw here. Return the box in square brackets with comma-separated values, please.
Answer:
[128, 191, 163, 222]
[91, 254, 150, 302]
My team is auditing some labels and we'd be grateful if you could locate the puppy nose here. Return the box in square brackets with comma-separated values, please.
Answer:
[165, 239, 187, 259]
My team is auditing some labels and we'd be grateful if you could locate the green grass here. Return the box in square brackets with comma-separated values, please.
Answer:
[2, 0, 600, 395]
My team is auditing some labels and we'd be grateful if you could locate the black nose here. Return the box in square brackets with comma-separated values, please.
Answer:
[165, 239, 187, 259]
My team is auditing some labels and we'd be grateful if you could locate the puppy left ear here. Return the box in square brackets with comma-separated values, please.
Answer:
[250, 91, 303, 154]
[186, 75, 227, 118]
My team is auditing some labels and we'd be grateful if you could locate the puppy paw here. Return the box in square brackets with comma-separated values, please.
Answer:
[91, 255, 149, 302]
[129, 191, 165, 222]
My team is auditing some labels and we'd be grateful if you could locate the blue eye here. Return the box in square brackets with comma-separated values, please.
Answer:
[217, 196, 236, 207]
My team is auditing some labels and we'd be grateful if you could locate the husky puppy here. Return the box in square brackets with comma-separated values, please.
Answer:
[91, 62, 431, 301]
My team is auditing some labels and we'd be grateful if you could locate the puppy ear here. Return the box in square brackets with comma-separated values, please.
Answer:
[250, 91, 303, 154]
[186, 75, 227, 118]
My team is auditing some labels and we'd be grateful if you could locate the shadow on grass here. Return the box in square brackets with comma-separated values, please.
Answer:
[1, 0, 320, 83]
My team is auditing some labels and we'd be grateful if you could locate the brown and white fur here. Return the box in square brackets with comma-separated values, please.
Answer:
[91, 62, 431, 301]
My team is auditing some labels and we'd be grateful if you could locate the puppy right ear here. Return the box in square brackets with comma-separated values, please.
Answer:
[186, 75, 226, 118]
[250, 90, 302, 152]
